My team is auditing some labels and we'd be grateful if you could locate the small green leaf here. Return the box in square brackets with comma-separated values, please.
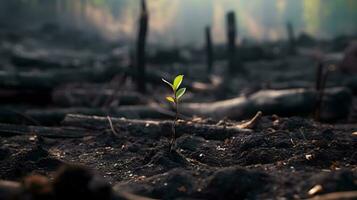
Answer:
[162, 78, 174, 90]
[173, 75, 184, 90]
[176, 88, 186, 100]
[166, 96, 175, 103]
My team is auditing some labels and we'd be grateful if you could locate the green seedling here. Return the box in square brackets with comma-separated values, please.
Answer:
[162, 75, 186, 151]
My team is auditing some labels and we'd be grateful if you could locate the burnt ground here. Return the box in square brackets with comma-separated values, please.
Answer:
[0, 26, 357, 199]
[0, 116, 356, 199]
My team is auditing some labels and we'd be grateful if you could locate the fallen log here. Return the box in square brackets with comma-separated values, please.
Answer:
[8, 45, 95, 70]
[36, 106, 169, 123]
[250, 71, 357, 94]
[180, 87, 352, 121]
[0, 87, 352, 125]
[0, 113, 249, 140]
[0, 123, 93, 138]
[62, 114, 250, 140]
[0, 105, 173, 125]
[0, 85, 146, 107]
[52, 89, 146, 107]
[0, 67, 122, 90]
[0, 66, 164, 90]
[10, 50, 79, 69]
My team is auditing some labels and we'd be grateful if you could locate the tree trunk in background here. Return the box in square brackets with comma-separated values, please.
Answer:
[286, 22, 297, 55]
[226, 11, 243, 74]
[205, 26, 214, 74]
[136, 0, 149, 93]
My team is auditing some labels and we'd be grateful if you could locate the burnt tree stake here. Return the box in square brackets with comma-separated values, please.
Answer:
[226, 11, 242, 74]
[315, 61, 324, 91]
[205, 26, 214, 74]
[286, 22, 297, 55]
[314, 61, 331, 122]
[136, 0, 149, 93]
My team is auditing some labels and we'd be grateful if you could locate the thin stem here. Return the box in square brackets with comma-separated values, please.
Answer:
[170, 91, 179, 151]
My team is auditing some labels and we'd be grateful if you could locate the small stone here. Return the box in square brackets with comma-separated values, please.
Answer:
[29, 135, 37, 142]
[305, 154, 313, 160]
[216, 146, 226, 151]
[308, 185, 323, 196]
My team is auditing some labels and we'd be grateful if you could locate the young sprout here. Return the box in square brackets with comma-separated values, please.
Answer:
[162, 75, 186, 151]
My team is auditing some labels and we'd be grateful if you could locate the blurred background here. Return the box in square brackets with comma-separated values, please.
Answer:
[0, 0, 356, 124]
[1, 0, 357, 46]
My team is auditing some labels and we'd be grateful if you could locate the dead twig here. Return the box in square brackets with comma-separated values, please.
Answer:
[236, 111, 262, 129]
[107, 116, 119, 136]
[63, 114, 251, 141]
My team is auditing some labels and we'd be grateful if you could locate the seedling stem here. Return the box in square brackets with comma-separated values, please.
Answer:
[162, 75, 186, 151]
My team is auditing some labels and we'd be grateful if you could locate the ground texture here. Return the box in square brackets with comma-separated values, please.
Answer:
[1, 116, 356, 199]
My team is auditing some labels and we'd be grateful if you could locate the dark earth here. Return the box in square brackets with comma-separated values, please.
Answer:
[0, 115, 356, 199]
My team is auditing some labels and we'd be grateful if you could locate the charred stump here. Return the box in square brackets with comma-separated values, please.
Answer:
[136, 0, 149, 93]
[226, 11, 243, 74]
[205, 26, 214, 74]
[286, 22, 297, 55]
